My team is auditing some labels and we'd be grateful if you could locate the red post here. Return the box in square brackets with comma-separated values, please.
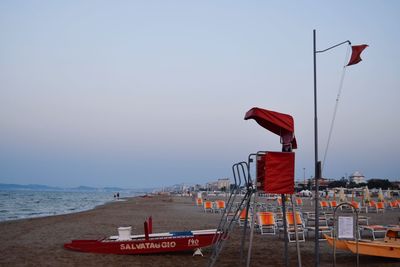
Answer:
[144, 221, 149, 240]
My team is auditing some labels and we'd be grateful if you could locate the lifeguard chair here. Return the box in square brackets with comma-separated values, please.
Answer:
[209, 107, 300, 267]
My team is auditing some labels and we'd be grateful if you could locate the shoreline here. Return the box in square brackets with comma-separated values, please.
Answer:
[0, 190, 138, 223]
[0, 195, 399, 266]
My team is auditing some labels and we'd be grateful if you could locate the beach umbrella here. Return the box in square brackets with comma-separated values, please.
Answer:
[378, 188, 384, 202]
[339, 187, 346, 202]
[386, 189, 392, 200]
[363, 186, 371, 203]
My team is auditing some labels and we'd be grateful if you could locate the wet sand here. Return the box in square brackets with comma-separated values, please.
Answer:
[0, 195, 399, 266]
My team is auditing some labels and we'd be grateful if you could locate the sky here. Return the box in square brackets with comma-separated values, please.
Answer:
[1, 1, 399, 188]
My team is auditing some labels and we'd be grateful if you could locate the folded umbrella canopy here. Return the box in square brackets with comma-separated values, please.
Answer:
[244, 107, 297, 150]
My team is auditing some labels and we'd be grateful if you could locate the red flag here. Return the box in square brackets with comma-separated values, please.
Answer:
[347, 44, 368, 66]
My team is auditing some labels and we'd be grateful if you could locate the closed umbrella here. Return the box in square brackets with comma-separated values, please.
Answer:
[378, 188, 384, 202]
[339, 187, 346, 203]
[364, 186, 371, 202]
[386, 189, 392, 200]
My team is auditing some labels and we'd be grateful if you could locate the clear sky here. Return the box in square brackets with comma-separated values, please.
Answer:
[1, 1, 399, 188]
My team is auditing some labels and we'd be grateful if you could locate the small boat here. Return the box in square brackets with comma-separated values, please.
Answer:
[64, 217, 222, 255]
[345, 228, 400, 259]
[325, 228, 400, 259]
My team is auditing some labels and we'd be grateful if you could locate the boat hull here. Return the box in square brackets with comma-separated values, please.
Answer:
[64, 232, 220, 255]
[324, 234, 348, 250]
[345, 240, 400, 259]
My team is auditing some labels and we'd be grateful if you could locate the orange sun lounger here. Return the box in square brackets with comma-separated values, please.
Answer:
[281, 211, 305, 242]
[213, 200, 226, 213]
[257, 212, 276, 235]
[203, 201, 213, 213]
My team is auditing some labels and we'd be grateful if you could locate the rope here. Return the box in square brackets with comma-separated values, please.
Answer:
[322, 45, 351, 172]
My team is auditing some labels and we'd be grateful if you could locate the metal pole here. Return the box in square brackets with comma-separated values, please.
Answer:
[313, 29, 320, 267]
[246, 190, 257, 267]
[246, 153, 262, 267]
[312, 30, 352, 267]
[291, 195, 302, 267]
[315, 161, 321, 266]
[240, 192, 252, 264]
[282, 194, 289, 267]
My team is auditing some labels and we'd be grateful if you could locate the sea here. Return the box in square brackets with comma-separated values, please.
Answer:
[0, 190, 136, 222]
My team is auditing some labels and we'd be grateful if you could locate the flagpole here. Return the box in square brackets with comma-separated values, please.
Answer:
[313, 29, 350, 267]
[313, 29, 320, 267]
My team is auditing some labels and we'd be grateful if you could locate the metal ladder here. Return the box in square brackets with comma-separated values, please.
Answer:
[208, 160, 255, 267]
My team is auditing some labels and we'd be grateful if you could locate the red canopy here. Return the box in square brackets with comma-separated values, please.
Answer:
[244, 107, 297, 149]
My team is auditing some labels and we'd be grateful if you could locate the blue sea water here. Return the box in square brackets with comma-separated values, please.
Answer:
[0, 190, 134, 222]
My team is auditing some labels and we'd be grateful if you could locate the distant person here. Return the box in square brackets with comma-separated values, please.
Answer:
[117, 192, 120, 199]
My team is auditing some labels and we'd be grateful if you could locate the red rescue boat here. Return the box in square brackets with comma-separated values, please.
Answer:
[64, 217, 222, 255]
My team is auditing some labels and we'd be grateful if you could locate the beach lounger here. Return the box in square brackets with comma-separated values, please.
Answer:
[256, 212, 276, 235]
[310, 226, 332, 241]
[239, 208, 251, 227]
[389, 200, 399, 209]
[275, 198, 283, 212]
[375, 202, 385, 213]
[203, 201, 213, 213]
[196, 198, 203, 206]
[367, 200, 377, 212]
[295, 198, 303, 207]
[304, 211, 329, 223]
[350, 201, 360, 211]
[282, 211, 305, 242]
[319, 201, 329, 210]
[360, 225, 387, 240]
[275, 212, 283, 228]
[305, 213, 332, 241]
[329, 201, 338, 210]
[213, 200, 226, 213]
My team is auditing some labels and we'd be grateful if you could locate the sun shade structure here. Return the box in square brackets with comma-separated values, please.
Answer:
[244, 107, 297, 150]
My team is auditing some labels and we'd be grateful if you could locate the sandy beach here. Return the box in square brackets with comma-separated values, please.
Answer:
[1, 195, 399, 267]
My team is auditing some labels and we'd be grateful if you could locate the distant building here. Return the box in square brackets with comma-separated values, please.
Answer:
[304, 177, 336, 190]
[310, 177, 333, 189]
[349, 171, 366, 184]
[205, 178, 231, 192]
[217, 178, 230, 191]
[194, 184, 202, 191]
[206, 181, 219, 191]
